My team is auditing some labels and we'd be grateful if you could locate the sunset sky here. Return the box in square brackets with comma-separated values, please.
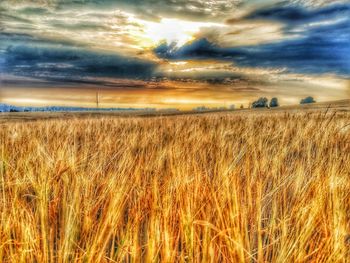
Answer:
[0, 0, 349, 109]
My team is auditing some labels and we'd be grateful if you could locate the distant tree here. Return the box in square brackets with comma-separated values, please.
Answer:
[252, 97, 269, 108]
[193, 106, 209, 111]
[10, 109, 19, 112]
[240, 104, 244, 109]
[269, 97, 279, 107]
[300, 96, 316, 104]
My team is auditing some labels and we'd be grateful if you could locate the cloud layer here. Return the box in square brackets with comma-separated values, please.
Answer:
[0, 0, 349, 108]
[154, 3, 350, 76]
[2, 42, 156, 81]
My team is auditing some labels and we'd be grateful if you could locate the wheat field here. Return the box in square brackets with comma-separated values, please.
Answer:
[0, 111, 349, 262]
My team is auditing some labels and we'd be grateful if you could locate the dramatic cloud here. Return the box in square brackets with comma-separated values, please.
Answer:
[154, 4, 350, 76]
[246, 3, 350, 24]
[1, 0, 349, 108]
[0, 0, 244, 21]
[290, 0, 346, 8]
[1, 36, 157, 82]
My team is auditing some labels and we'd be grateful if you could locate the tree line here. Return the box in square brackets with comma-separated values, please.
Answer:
[251, 96, 316, 109]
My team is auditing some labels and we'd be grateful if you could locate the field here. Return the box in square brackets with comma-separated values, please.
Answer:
[0, 105, 350, 262]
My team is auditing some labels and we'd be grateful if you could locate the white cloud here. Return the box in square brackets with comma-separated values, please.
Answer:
[290, 0, 345, 7]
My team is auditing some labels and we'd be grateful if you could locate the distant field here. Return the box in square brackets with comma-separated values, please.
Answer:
[0, 105, 349, 262]
[1, 99, 349, 124]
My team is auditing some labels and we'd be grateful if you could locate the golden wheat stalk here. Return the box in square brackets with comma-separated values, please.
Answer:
[0, 111, 349, 262]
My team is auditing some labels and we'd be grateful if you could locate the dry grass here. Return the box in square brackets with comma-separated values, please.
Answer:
[0, 111, 349, 262]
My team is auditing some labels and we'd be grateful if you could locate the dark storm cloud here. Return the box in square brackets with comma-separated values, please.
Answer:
[246, 3, 350, 24]
[155, 3, 350, 76]
[1, 39, 157, 82]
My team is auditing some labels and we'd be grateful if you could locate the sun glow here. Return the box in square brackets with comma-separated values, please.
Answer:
[138, 18, 224, 48]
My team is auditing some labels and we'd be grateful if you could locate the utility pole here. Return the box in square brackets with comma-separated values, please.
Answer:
[96, 91, 99, 109]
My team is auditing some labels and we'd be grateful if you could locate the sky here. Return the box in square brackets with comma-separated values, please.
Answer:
[0, 0, 349, 109]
